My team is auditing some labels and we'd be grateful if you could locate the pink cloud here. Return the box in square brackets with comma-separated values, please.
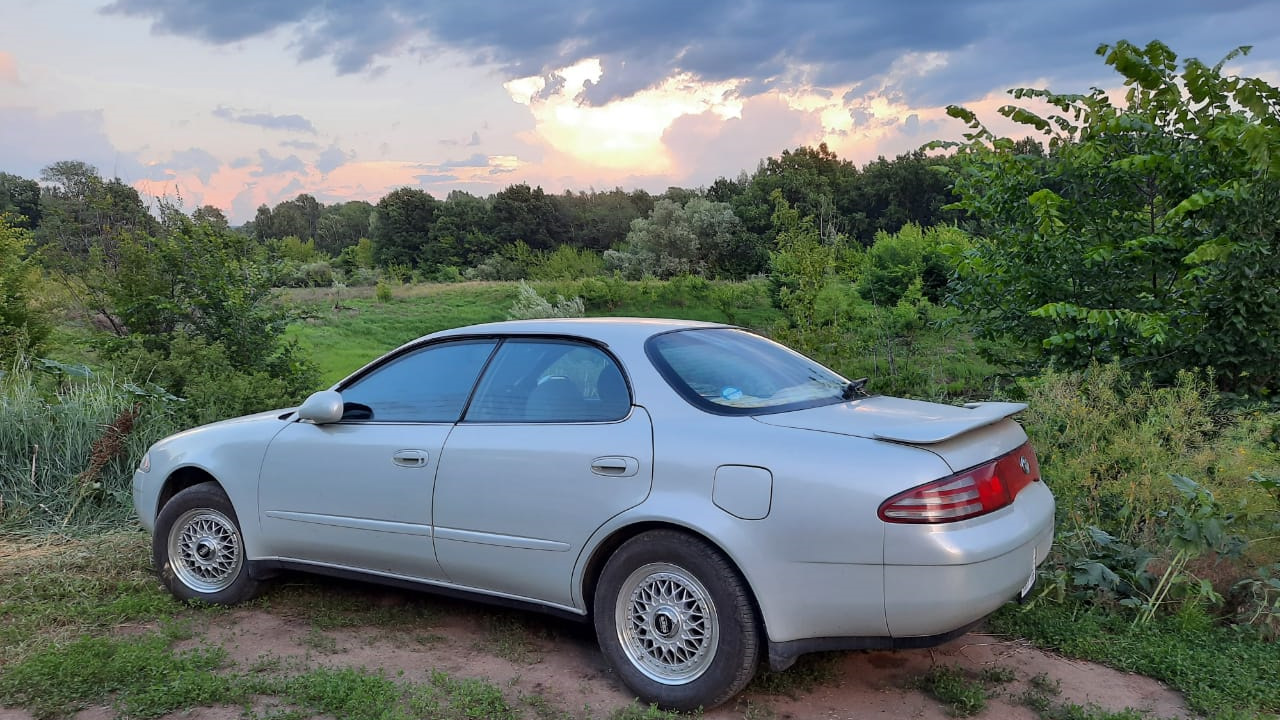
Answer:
[0, 52, 18, 85]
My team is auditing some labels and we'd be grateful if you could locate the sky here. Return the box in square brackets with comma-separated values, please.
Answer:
[2, 1, 1279, 223]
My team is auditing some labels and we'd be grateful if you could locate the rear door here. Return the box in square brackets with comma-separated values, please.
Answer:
[432, 338, 653, 607]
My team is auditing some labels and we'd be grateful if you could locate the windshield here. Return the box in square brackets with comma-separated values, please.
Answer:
[646, 328, 849, 414]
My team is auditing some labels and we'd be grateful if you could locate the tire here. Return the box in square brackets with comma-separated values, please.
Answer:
[593, 530, 760, 711]
[153, 482, 261, 604]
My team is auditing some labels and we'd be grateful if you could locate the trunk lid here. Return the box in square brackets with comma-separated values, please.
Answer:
[753, 397, 1029, 471]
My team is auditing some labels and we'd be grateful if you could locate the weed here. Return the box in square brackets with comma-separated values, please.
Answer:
[1029, 672, 1062, 696]
[607, 702, 701, 719]
[979, 665, 1017, 684]
[909, 665, 987, 717]
[477, 613, 544, 664]
[300, 627, 340, 655]
[748, 651, 842, 697]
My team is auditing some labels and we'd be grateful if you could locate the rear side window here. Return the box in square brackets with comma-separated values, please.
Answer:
[465, 339, 631, 423]
[646, 328, 846, 415]
[339, 340, 496, 422]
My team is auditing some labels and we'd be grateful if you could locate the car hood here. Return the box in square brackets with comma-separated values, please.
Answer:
[753, 397, 1028, 470]
[158, 407, 295, 445]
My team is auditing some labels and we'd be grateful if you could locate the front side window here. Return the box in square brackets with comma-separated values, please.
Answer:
[646, 328, 847, 415]
[465, 339, 630, 423]
[339, 340, 497, 422]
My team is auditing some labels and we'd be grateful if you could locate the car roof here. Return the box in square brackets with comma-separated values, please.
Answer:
[424, 317, 730, 346]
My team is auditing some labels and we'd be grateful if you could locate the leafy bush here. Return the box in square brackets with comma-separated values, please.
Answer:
[856, 223, 964, 305]
[531, 245, 604, 280]
[940, 40, 1280, 394]
[374, 281, 393, 303]
[506, 280, 584, 319]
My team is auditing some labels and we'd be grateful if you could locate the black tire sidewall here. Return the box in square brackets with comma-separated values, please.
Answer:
[593, 530, 759, 711]
[153, 482, 259, 605]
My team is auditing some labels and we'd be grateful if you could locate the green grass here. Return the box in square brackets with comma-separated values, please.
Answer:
[908, 665, 989, 717]
[0, 532, 180, 665]
[747, 651, 843, 697]
[0, 632, 239, 719]
[990, 601, 1280, 717]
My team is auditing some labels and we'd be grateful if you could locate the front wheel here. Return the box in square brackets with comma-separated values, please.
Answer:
[153, 482, 261, 604]
[593, 530, 760, 711]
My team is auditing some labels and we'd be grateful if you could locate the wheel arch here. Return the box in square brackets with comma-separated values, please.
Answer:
[155, 466, 223, 519]
[578, 521, 766, 636]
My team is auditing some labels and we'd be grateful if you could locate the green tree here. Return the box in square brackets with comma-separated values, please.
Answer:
[0, 215, 49, 360]
[939, 40, 1280, 394]
[35, 161, 157, 267]
[732, 144, 860, 242]
[607, 197, 759, 279]
[370, 187, 438, 268]
[490, 183, 565, 250]
[0, 172, 41, 229]
[427, 191, 494, 269]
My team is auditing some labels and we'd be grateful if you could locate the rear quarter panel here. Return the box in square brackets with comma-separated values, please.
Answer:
[579, 412, 957, 643]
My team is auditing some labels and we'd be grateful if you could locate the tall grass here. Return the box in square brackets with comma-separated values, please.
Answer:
[0, 358, 178, 533]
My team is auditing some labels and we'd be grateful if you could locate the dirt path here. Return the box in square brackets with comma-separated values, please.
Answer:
[1, 575, 1192, 720]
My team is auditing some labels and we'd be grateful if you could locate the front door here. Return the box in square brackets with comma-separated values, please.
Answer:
[258, 339, 497, 579]
[433, 339, 653, 607]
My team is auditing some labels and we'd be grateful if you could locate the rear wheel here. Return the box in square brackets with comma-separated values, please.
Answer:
[593, 530, 760, 711]
[153, 482, 260, 604]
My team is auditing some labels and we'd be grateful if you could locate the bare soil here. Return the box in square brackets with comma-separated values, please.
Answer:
[4, 576, 1193, 720]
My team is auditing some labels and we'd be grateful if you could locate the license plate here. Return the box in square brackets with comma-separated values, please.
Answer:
[1018, 548, 1037, 601]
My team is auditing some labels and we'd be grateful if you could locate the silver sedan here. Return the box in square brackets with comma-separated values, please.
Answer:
[133, 318, 1054, 710]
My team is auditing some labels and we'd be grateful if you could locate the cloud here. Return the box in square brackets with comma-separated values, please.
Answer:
[141, 147, 222, 183]
[280, 139, 321, 150]
[438, 153, 490, 169]
[250, 149, 305, 177]
[101, 0, 1280, 106]
[0, 107, 139, 180]
[212, 105, 316, 133]
[0, 51, 19, 85]
[315, 144, 354, 174]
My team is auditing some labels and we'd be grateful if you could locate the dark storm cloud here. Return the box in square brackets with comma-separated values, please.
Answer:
[108, 1, 1280, 105]
[212, 105, 317, 133]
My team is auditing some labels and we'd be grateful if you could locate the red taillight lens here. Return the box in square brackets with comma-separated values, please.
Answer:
[879, 442, 1041, 524]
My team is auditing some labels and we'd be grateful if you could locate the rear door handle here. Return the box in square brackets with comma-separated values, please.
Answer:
[392, 449, 429, 467]
[591, 456, 639, 477]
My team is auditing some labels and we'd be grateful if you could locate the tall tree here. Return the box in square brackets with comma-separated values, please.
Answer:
[490, 183, 565, 250]
[370, 187, 438, 267]
[0, 172, 41, 229]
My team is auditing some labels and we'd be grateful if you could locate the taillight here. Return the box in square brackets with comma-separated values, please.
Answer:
[879, 442, 1040, 524]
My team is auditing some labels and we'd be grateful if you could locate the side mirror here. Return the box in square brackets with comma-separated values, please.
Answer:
[297, 390, 344, 424]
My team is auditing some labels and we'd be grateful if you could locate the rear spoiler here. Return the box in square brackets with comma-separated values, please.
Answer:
[872, 402, 1027, 444]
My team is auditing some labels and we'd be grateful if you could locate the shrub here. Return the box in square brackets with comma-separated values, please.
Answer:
[507, 280, 584, 319]
[375, 281, 393, 303]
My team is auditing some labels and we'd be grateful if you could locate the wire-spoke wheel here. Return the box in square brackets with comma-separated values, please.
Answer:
[168, 508, 243, 593]
[595, 530, 759, 711]
[153, 482, 261, 604]
[616, 563, 720, 684]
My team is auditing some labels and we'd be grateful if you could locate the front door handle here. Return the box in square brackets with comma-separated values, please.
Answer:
[392, 449, 429, 467]
[591, 456, 639, 477]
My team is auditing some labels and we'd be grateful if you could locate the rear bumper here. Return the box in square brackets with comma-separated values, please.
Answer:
[883, 480, 1054, 636]
[767, 620, 981, 671]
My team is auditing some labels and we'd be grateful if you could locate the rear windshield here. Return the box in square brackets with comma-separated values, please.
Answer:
[646, 328, 848, 415]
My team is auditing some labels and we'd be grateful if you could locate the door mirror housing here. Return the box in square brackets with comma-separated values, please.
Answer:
[297, 390, 344, 424]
